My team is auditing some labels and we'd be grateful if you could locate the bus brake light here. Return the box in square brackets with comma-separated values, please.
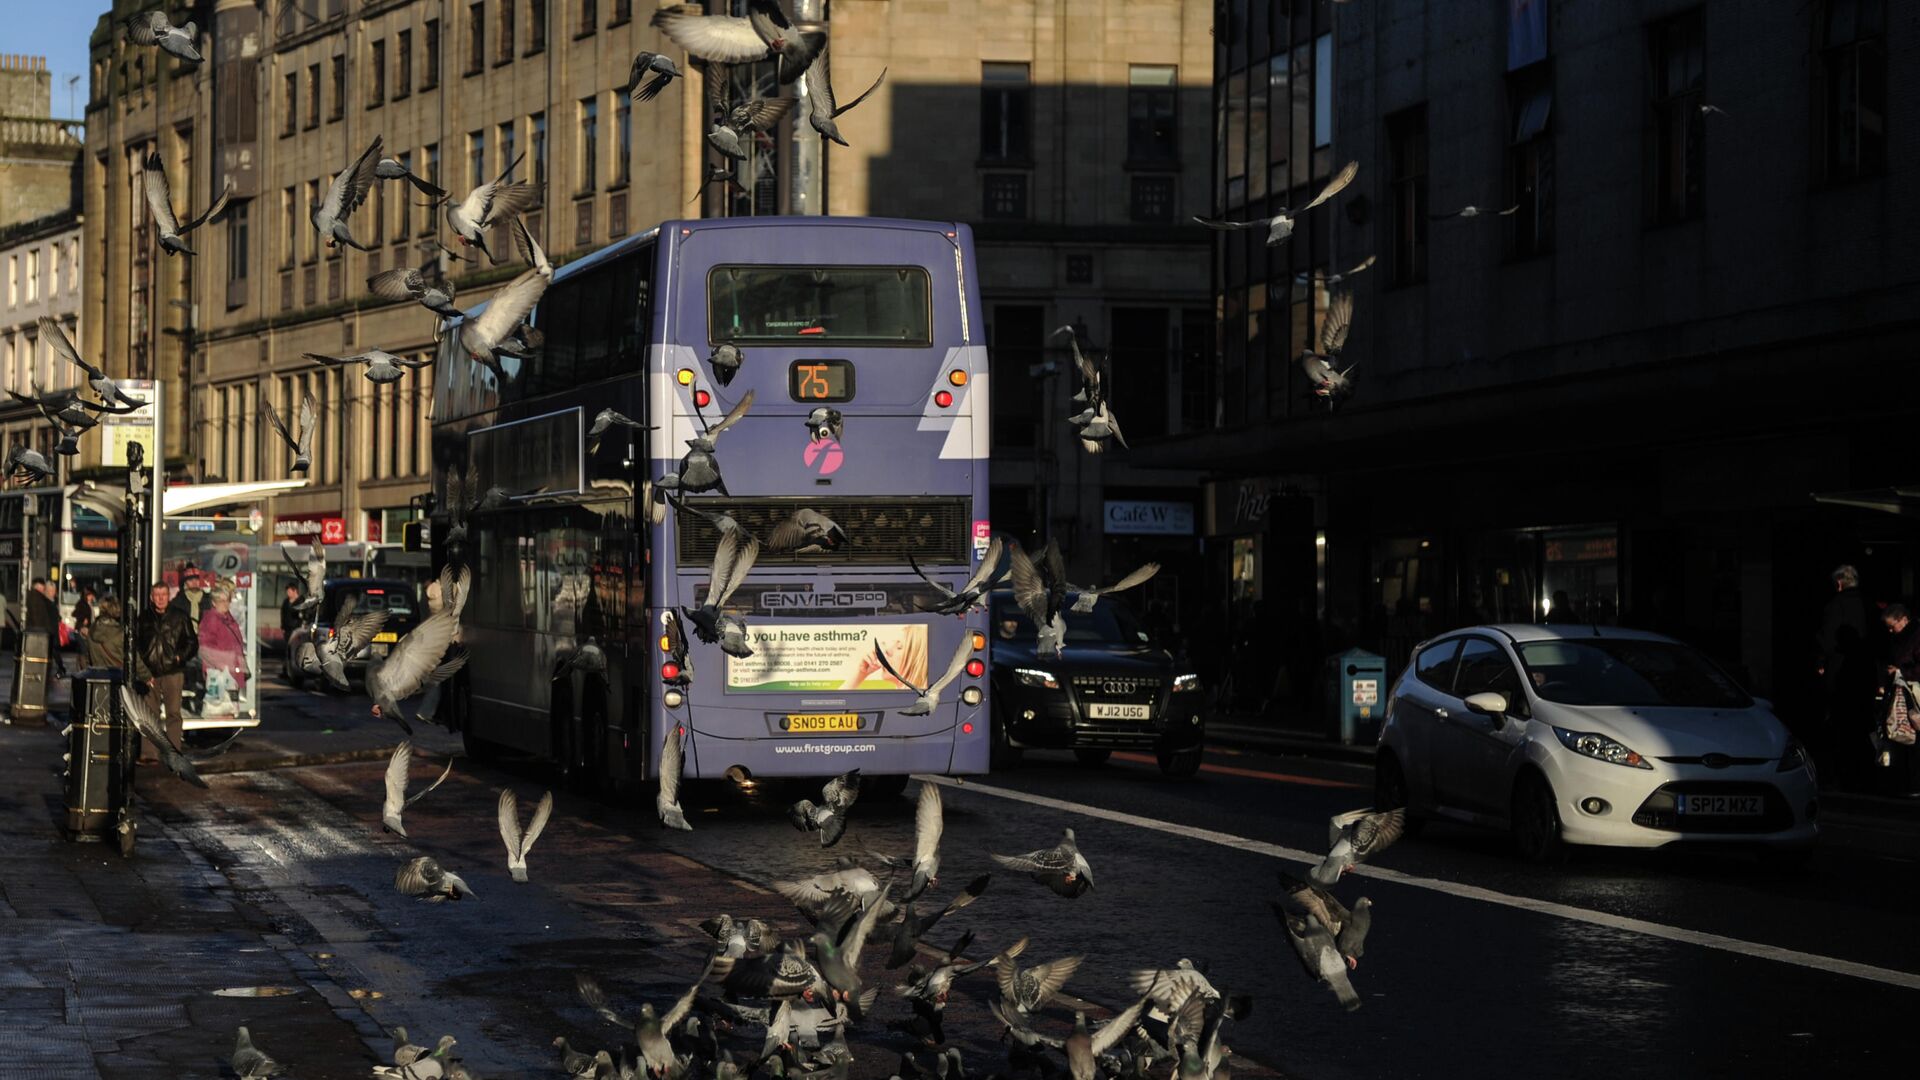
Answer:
[694, 389, 711, 408]
[934, 390, 953, 408]
[966, 659, 985, 677]
[662, 662, 681, 680]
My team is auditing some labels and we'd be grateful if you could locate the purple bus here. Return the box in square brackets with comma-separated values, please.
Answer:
[430, 217, 992, 794]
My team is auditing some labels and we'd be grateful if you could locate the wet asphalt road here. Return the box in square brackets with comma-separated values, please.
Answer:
[141, 685, 1919, 1080]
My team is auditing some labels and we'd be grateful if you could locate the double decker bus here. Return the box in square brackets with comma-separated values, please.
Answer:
[431, 217, 992, 793]
[0, 486, 121, 642]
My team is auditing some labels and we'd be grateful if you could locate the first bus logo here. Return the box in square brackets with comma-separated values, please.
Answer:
[803, 438, 844, 476]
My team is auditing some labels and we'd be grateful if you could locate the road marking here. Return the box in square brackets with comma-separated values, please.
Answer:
[923, 775, 1920, 993]
[1109, 750, 1366, 788]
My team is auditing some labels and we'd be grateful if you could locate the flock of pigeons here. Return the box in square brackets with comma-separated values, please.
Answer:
[222, 760, 1411, 1079]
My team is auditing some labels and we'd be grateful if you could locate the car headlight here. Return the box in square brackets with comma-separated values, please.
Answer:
[1014, 667, 1059, 690]
[1552, 726, 1652, 769]
[1171, 673, 1201, 693]
[1778, 741, 1809, 773]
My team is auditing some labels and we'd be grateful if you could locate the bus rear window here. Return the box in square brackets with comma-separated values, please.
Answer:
[709, 265, 932, 346]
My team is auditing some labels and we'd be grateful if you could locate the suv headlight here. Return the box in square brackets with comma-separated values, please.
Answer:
[1778, 741, 1809, 773]
[1552, 726, 1653, 769]
[1171, 673, 1201, 693]
[1014, 667, 1059, 690]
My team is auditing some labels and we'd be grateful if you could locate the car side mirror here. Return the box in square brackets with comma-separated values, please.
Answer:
[1464, 691, 1509, 723]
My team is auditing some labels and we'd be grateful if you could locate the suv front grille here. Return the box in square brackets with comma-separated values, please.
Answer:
[1071, 675, 1162, 706]
[676, 496, 970, 566]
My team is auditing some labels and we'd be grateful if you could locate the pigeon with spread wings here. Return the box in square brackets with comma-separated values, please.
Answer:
[142, 151, 233, 256]
[445, 151, 539, 262]
[652, 1, 827, 85]
[1192, 159, 1357, 247]
[1007, 539, 1071, 658]
[787, 768, 860, 847]
[380, 740, 453, 837]
[119, 685, 208, 788]
[367, 265, 461, 319]
[41, 317, 146, 410]
[658, 389, 754, 497]
[865, 780, 944, 901]
[310, 136, 383, 253]
[1311, 806, 1406, 885]
[1067, 560, 1160, 614]
[498, 788, 554, 882]
[628, 51, 685, 102]
[872, 632, 974, 717]
[374, 155, 447, 199]
[316, 592, 388, 692]
[367, 566, 470, 732]
[991, 826, 1093, 898]
[124, 10, 202, 64]
[803, 47, 887, 147]
[262, 391, 318, 474]
[1301, 289, 1355, 404]
[908, 535, 1005, 616]
[457, 267, 551, 376]
[304, 349, 431, 385]
[683, 527, 760, 658]
[656, 720, 693, 830]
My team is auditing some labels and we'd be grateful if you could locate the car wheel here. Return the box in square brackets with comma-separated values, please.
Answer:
[990, 711, 1022, 770]
[1373, 751, 1427, 837]
[1511, 771, 1566, 863]
[1074, 749, 1112, 766]
[1157, 744, 1203, 778]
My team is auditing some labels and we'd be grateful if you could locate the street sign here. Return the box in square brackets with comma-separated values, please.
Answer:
[99, 380, 160, 469]
[1104, 500, 1195, 536]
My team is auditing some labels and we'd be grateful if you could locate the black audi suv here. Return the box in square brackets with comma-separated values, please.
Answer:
[987, 591, 1205, 776]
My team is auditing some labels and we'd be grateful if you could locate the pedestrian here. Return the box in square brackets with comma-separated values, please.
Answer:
[23, 577, 68, 676]
[72, 587, 94, 641]
[279, 581, 303, 646]
[197, 584, 249, 716]
[1880, 603, 1920, 797]
[134, 581, 197, 766]
[168, 572, 212, 713]
[1815, 564, 1874, 788]
[85, 596, 130, 672]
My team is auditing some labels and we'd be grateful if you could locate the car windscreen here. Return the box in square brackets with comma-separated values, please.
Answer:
[990, 597, 1151, 646]
[1514, 639, 1751, 709]
[320, 586, 415, 625]
[708, 265, 932, 346]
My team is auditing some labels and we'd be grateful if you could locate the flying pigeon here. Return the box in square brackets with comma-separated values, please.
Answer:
[575, 970, 706, 1078]
[1310, 807, 1406, 885]
[864, 780, 944, 900]
[908, 536, 1006, 616]
[1006, 539, 1071, 658]
[368, 265, 462, 318]
[316, 593, 388, 691]
[445, 151, 539, 262]
[288, 539, 326, 611]
[262, 391, 318, 473]
[1430, 203, 1518, 220]
[303, 349, 430, 385]
[707, 93, 795, 161]
[1297, 253, 1377, 288]
[457, 268, 551, 374]
[5, 445, 55, 485]
[1275, 870, 1352, 939]
[769, 508, 849, 554]
[40, 317, 146, 409]
[1336, 897, 1373, 968]
[657, 721, 693, 830]
[1301, 289, 1355, 403]
[1192, 159, 1358, 246]
[124, 10, 202, 63]
[395, 855, 476, 901]
[1067, 561, 1160, 613]
[498, 788, 554, 882]
[230, 1026, 283, 1078]
[1054, 327, 1127, 453]
[380, 740, 453, 836]
[119, 684, 208, 787]
[991, 827, 1094, 897]
[510, 213, 553, 278]
[375, 156, 447, 198]
[994, 944, 1083, 1018]
[587, 408, 654, 453]
[310, 136, 383, 252]
[787, 768, 861, 846]
[802, 48, 887, 146]
[660, 609, 694, 688]
[651, 1, 828, 85]
[683, 526, 759, 657]
[1128, 959, 1219, 1014]
[367, 566, 471, 730]
[883, 872, 989, 969]
[1276, 906, 1361, 1010]
[773, 866, 886, 922]
[873, 633, 975, 717]
[142, 151, 233, 256]
[810, 890, 889, 1002]
[658, 390, 755, 497]
[690, 163, 747, 204]
[628, 51, 684, 101]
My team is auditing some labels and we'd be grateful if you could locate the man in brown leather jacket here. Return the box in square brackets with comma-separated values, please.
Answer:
[134, 581, 197, 764]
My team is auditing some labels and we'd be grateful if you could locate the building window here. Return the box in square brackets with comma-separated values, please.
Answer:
[615, 95, 631, 184]
[396, 29, 412, 98]
[1127, 65, 1178, 165]
[1815, 0, 1887, 182]
[609, 191, 628, 237]
[498, 0, 516, 63]
[1130, 175, 1175, 223]
[367, 41, 385, 107]
[5, 256, 13, 306]
[328, 55, 345, 120]
[394, 151, 413, 237]
[531, 112, 547, 189]
[467, 4, 485, 76]
[281, 186, 297, 267]
[305, 64, 320, 128]
[424, 19, 441, 89]
[578, 0, 597, 37]
[279, 70, 298, 136]
[1506, 63, 1554, 258]
[1313, 32, 1333, 153]
[988, 306, 1043, 449]
[578, 96, 598, 192]
[1223, 67, 1247, 209]
[303, 181, 320, 266]
[575, 198, 594, 247]
[1647, 9, 1705, 225]
[370, 179, 385, 245]
[24, 251, 37, 302]
[982, 173, 1028, 220]
[528, 0, 548, 53]
[226, 200, 250, 286]
[422, 144, 440, 234]
[498, 121, 517, 182]
[980, 63, 1031, 162]
[611, 0, 630, 26]
[468, 129, 486, 191]
[1386, 105, 1428, 286]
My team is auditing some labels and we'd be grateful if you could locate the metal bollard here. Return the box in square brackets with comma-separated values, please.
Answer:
[9, 628, 51, 726]
[62, 670, 134, 845]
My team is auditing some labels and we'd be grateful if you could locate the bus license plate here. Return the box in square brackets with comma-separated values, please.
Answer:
[786, 713, 860, 734]
[1676, 794, 1763, 816]
[1088, 703, 1150, 720]
[372, 631, 399, 643]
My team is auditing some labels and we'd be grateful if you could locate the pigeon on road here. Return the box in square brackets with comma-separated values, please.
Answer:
[991, 827, 1094, 897]
[230, 1026, 283, 1077]
[395, 855, 475, 901]
[381, 740, 453, 836]
[1276, 906, 1362, 1010]
[1311, 807, 1406, 885]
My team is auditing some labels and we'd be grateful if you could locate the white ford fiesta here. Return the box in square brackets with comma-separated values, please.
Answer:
[1374, 624, 1818, 863]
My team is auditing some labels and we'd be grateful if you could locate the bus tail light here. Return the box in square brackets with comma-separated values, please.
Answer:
[659, 635, 671, 652]
[662, 662, 681, 681]
[677, 368, 695, 385]
[961, 689, 982, 706]
[694, 389, 711, 408]
[948, 370, 968, 387]
[965, 659, 985, 678]
[962, 721, 975, 733]
[934, 390, 954, 408]
[971, 631, 986, 650]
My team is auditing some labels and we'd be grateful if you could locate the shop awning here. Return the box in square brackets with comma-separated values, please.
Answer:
[1811, 485, 1920, 518]
[163, 480, 308, 516]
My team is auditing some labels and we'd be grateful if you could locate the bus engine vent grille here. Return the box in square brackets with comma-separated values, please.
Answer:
[675, 497, 971, 566]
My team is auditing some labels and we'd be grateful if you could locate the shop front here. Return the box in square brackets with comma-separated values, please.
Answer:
[274, 511, 348, 546]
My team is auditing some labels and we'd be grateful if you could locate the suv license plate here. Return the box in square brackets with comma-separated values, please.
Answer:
[786, 713, 860, 734]
[1088, 703, 1150, 721]
[1676, 794, 1763, 816]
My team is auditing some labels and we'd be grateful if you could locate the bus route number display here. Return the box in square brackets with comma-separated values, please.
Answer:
[789, 360, 855, 403]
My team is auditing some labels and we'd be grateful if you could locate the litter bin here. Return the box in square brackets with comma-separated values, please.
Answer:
[1326, 648, 1388, 745]
[63, 670, 135, 847]
[9, 628, 51, 726]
